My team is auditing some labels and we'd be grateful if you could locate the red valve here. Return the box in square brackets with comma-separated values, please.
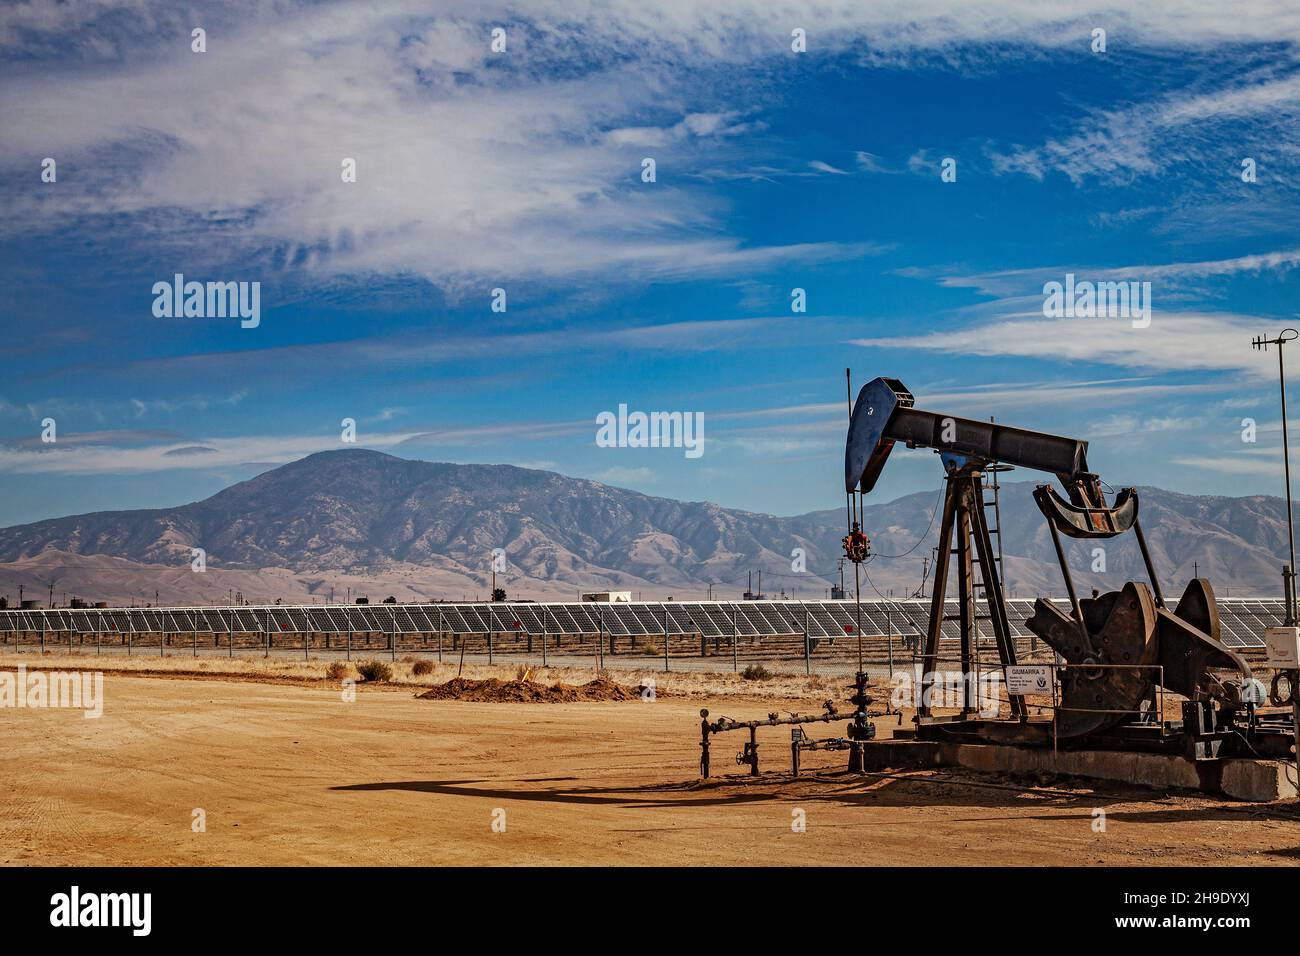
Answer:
[842, 523, 870, 563]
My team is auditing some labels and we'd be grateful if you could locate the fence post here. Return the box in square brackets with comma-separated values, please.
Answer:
[437, 607, 443, 663]
[663, 606, 669, 673]
[732, 605, 738, 673]
[542, 607, 549, 668]
[887, 605, 894, 679]
[227, 609, 232, 658]
[803, 605, 810, 676]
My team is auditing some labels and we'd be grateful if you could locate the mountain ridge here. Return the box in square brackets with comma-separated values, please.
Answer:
[0, 449, 1291, 604]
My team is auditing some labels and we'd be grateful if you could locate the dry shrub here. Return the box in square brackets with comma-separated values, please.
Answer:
[356, 659, 393, 682]
[325, 661, 350, 680]
[411, 660, 434, 676]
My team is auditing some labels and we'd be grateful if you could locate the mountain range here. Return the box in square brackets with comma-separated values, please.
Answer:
[0, 449, 1290, 606]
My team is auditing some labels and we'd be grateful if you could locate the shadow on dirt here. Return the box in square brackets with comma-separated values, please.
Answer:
[335, 769, 1300, 823]
[333, 778, 778, 808]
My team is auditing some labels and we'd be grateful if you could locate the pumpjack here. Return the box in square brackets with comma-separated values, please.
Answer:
[844, 375, 1296, 758]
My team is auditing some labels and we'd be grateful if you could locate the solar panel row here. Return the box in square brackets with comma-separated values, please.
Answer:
[0, 599, 1278, 647]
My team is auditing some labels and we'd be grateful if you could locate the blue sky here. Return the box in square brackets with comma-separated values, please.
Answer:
[2, 1, 1300, 527]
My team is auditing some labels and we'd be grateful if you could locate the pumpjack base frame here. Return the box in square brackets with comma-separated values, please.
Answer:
[911, 710, 1296, 760]
[859, 735, 1299, 801]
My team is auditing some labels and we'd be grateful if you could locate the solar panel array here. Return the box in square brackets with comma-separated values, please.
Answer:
[0, 601, 904, 638]
[0, 598, 1281, 648]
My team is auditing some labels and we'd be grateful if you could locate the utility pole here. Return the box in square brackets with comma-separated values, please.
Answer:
[1253, 329, 1299, 624]
[914, 552, 933, 599]
[1253, 328, 1300, 802]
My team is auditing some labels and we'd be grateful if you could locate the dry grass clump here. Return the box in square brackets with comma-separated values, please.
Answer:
[355, 659, 393, 682]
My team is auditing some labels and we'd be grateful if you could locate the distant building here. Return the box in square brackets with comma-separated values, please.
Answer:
[582, 591, 631, 602]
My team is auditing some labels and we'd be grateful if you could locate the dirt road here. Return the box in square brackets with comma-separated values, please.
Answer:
[2, 663, 1297, 866]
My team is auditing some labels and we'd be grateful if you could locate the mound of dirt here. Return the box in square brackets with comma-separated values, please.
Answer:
[416, 676, 645, 703]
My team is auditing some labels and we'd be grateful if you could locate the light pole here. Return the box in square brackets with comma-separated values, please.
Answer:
[1252, 329, 1299, 624]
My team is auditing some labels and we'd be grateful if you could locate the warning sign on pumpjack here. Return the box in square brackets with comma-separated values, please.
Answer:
[1005, 665, 1054, 696]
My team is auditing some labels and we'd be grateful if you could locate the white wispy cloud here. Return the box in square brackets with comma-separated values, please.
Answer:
[1173, 452, 1285, 478]
[0, 418, 585, 473]
[917, 248, 1300, 299]
[0, 390, 249, 423]
[7, 0, 1300, 294]
[593, 465, 657, 485]
[0, 432, 417, 475]
[916, 379, 1239, 410]
[993, 70, 1300, 185]
[852, 311, 1279, 377]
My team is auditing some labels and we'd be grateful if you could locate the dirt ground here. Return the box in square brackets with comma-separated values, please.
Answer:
[1, 655, 1298, 866]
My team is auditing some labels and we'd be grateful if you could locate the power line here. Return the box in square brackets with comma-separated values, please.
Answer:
[866, 486, 944, 559]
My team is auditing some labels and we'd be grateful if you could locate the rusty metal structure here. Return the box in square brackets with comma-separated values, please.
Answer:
[845, 375, 1297, 760]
